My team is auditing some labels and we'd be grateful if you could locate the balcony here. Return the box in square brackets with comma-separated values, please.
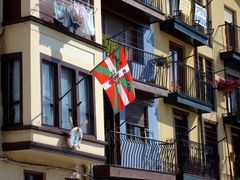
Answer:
[1, 125, 106, 168]
[103, 35, 169, 98]
[176, 139, 218, 179]
[220, 23, 240, 67]
[101, 0, 165, 24]
[159, 2, 209, 46]
[223, 89, 240, 127]
[94, 131, 177, 180]
[32, 0, 98, 43]
[164, 61, 213, 113]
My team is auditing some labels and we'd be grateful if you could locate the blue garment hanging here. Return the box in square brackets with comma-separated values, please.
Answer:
[53, 0, 66, 23]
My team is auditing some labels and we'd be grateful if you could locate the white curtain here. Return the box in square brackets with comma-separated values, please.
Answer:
[79, 74, 90, 133]
[13, 60, 20, 123]
[42, 63, 54, 125]
[61, 68, 72, 129]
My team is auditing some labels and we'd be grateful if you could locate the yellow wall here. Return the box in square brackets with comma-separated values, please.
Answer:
[0, 160, 87, 180]
[154, 0, 240, 178]
[0, 0, 105, 175]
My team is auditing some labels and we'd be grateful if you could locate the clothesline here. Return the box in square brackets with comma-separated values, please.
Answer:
[53, 0, 96, 36]
[54, 0, 98, 14]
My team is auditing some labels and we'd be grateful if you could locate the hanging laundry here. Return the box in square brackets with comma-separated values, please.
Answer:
[62, 6, 71, 28]
[53, 0, 66, 23]
[81, 6, 95, 36]
[71, 1, 82, 26]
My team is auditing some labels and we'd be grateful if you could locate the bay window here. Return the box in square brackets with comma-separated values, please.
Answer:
[41, 55, 94, 134]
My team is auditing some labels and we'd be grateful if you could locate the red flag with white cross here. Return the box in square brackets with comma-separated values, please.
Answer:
[91, 47, 135, 114]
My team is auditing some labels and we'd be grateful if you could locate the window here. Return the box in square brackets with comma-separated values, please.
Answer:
[204, 122, 219, 178]
[41, 56, 94, 134]
[224, 7, 236, 51]
[226, 74, 240, 116]
[102, 13, 142, 61]
[169, 42, 184, 92]
[78, 74, 92, 133]
[125, 102, 148, 137]
[3, 0, 21, 22]
[195, 56, 213, 104]
[232, 130, 240, 178]
[61, 68, 74, 129]
[24, 171, 43, 180]
[1, 53, 22, 125]
[42, 62, 57, 126]
[174, 110, 189, 171]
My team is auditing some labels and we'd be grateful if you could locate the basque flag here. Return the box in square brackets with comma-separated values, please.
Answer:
[91, 47, 135, 114]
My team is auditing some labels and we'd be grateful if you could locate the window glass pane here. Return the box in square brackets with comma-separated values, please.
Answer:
[12, 59, 20, 123]
[61, 68, 73, 129]
[12, 60, 20, 101]
[134, 126, 141, 137]
[224, 7, 234, 23]
[78, 74, 91, 133]
[42, 62, 55, 126]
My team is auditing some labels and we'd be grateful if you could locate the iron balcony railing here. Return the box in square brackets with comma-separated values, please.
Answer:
[103, 37, 168, 89]
[176, 139, 217, 178]
[221, 23, 240, 53]
[169, 61, 213, 105]
[134, 0, 163, 12]
[171, 2, 208, 35]
[34, 0, 95, 40]
[106, 131, 177, 173]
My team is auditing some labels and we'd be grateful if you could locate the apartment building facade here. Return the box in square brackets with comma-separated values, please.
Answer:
[0, 0, 239, 180]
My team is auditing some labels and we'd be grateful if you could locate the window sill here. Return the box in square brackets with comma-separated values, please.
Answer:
[2, 124, 107, 146]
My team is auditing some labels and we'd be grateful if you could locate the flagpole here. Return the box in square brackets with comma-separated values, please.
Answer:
[59, 56, 110, 101]
[59, 73, 89, 101]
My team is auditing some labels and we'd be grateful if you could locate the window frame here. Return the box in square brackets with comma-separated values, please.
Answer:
[40, 54, 95, 136]
[41, 60, 58, 127]
[24, 170, 44, 180]
[1, 52, 23, 127]
[125, 101, 149, 138]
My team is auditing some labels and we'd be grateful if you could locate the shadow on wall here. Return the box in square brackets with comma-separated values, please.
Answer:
[235, 0, 240, 7]
[39, 26, 64, 61]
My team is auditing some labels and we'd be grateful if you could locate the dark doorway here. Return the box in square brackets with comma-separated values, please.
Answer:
[174, 110, 189, 172]
[204, 122, 219, 179]
[232, 130, 240, 178]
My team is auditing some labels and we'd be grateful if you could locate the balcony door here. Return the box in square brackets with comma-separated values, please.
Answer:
[174, 110, 189, 172]
[232, 130, 240, 178]
[204, 122, 219, 178]
[167, 0, 179, 16]
[226, 74, 240, 116]
[102, 14, 140, 61]
[170, 43, 184, 93]
[195, 56, 213, 103]
[224, 7, 236, 51]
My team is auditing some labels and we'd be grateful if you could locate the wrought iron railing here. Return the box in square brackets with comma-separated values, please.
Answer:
[33, 0, 95, 40]
[220, 23, 240, 53]
[103, 37, 168, 89]
[170, 2, 208, 35]
[134, 0, 163, 12]
[177, 139, 217, 178]
[106, 131, 177, 173]
[169, 61, 213, 105]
